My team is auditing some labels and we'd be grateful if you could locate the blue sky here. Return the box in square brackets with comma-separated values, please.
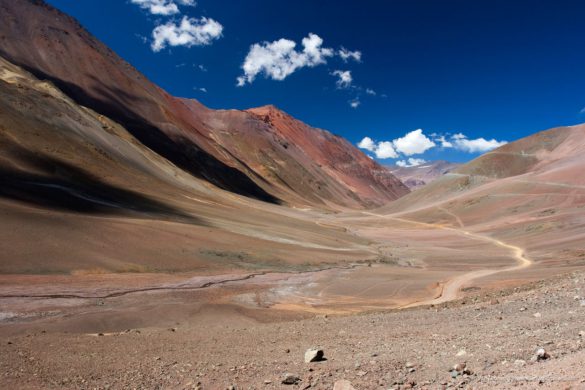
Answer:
[46, 0, 585, 165]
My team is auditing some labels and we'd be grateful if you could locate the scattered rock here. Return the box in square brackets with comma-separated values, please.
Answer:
[519, 307, 527, 312]
[514, 359, 526, 367]
[533, 312, 542, 318]
[304, 348, 324, 363]
[531, 348, 550, 362]
[281, 373, 301, 385]
[456, 349, 467, 357]
[333, 380, 356, 390]
[405, 361, 415, 369]
[450, 362, 472, 377]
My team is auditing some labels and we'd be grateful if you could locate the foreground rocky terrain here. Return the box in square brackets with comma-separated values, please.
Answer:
[1, 270, 585, 389]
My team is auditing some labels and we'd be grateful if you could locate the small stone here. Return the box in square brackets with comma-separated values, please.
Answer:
[532, 348, 550, 362]
[405, 361, 415, 369]
[533, 312, 541, 318]
[333, 380, 356, 390]
[456, 349, 467, 357]
[579, 331, 585, 337]
[514, 359, 526, 367]
[281, 373, 301, 385]
[453, 363, 466, 372]
[304, 348, 324, 363]
[519, 307, 527, 312]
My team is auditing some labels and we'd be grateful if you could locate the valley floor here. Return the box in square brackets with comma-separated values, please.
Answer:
[1, 270, 585, 389]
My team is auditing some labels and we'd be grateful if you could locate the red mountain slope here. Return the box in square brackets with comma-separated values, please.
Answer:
[0, 0, 408, 209]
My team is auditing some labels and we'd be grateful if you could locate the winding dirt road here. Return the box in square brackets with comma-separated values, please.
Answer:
[361, 209, 533, 307]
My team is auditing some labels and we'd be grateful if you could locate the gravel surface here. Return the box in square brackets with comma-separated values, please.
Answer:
[1, 271, 585, 389]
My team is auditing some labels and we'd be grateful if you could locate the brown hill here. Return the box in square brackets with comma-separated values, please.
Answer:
[376, 123, 585, 276]
[0, 0, 407, 210]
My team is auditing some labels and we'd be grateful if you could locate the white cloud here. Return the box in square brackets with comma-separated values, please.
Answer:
[331, 70, 352, 88]
[365, 88, 376, 96]
[396, 158, 427, 167]
[131, 0, 195, 16]
[194, 87, 207, 93]
[349, 98, 361, 109]
[338, 47, 362, 62]
[392, 129, 436, 156]
[452, 135, 507, 153]
[375, 141, 398, 159]
[436, 135, 453, 148]
[357, 138, 398, 159]
[151, 16, 223, 52]
[357, 137, 376, 152]
[237, 33, 334, 86]
[359, 129, 507, 160]
[580, 106, 585, 114]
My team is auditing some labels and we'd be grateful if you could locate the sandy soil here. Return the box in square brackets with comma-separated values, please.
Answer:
[1, 269, 585, 389]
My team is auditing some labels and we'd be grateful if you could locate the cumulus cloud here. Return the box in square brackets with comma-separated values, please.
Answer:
[338, 47, 362, 62]
[331, 70, 352, 88]
[357, 137, 398, 158]
[392, 129, 436, 156]
[365, 88, 376, 96]
[436, 135, 453, 148]
[237, 33, 334, 86]
[375, 141, 398, 159]
[131, 0, 195, 16]
[151, 16, 223, 52]
[349, 98, 361, 109]
[357, 137, 376, 152]
[359, 129, 507, 160]
[396, 158, 427, 167]
[356, 129, 440, 160]
[452, 135, 507, 153]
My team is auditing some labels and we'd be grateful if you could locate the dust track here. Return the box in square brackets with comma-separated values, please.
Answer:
[362, 210, 533, 307]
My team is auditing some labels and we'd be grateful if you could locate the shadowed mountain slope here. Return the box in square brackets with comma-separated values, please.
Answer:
[0, 0, 408, 209]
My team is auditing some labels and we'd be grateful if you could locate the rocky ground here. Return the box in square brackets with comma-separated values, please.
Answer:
[1, 270, 585, 389]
